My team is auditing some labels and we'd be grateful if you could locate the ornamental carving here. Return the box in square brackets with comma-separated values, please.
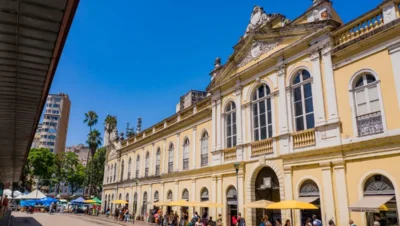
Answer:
[238, 40, 280, 67]
[299, 180, 319, 197]
[364, 175, 395, 195]
[356, 111, 384, 136]
[244, 6, 272, 37]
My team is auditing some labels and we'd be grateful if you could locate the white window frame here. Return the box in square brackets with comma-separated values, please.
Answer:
[155, 148, 160, 175]
[291, 69, 315, 132]
[145, 152, 150, 177]
[348, 69, 387, 138]
[128, 158, 132, 179]
[120, 160, 124, 181]
[200, 131, 209, 166]
[136, 156, 140, 178]
[225, 101, 237, 148]
[182, 138, 190, 170]
[252, 84, 273, 141]
[168, 144, 174, 173]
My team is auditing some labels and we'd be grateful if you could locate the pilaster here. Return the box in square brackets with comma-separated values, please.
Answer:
[216, 175, 223, 215]
[382, 1, 397, 24]
[162, 139, 166, 174]
[174, 180, 179, 211]
[192, 127, 197, 169]
[388, 43, 400, 110]
[191, 178, 196, 217]
[238, 170, 244, 218]
[321, 42, 339, 122]
[277, 64, 289, 134]
[175, 133, 180, 171]
[150, 143, 154, 176]
[211, 99, 217, 151]
[320, 162, 335, 225]
[332, 161, 349, 226]
[216, 98, 222, 150]
[284, 166, 293, 222]
[212, 175, 218, 218]
[235, 80, 243, 145]
[309, 49, 326, 126]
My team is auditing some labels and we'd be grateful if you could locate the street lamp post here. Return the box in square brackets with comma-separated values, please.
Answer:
[233, 162, 240, 219]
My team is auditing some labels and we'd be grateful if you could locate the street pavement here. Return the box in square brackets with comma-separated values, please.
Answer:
[10, 212, 152, 226]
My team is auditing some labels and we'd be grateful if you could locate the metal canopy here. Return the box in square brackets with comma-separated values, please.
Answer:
[0, 0, 79, 184]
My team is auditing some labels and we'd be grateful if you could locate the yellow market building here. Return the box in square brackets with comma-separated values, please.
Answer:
[102, 1, 400, 225]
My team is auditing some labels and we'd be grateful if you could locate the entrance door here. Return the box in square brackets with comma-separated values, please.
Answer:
[226, 186, 237, 226]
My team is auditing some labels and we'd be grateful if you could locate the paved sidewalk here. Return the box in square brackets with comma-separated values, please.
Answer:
[70, 214, 156, 226]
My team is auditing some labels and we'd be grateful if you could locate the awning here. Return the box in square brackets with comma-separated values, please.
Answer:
[349, 195, 394, 212]
[297, 196, 319, 203]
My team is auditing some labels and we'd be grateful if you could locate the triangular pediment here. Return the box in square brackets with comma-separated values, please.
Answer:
[208, 20, 338, 91]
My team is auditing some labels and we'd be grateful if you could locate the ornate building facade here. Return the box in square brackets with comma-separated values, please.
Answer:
[102, 1, 400, 225]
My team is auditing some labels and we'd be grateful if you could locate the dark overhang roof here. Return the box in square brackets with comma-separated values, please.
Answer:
[0, 0, 79, 183]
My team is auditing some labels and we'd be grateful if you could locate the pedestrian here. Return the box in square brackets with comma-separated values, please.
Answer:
[275, 219, 282, 226]
[237, 213, 246, 226]
[2, 195, 9, 211]
[284, 219, 291, 226]
[232, 215, 237, 226]
[49, 202, 54, 215]
[195, 218, 202, 226]
[305, 218, 312, 226]
[329, 219, 336, 226]
[216, 214, 222, 226]
[124, 209, 131, 222]
[349, 219, 356, 226]
[163, 213, 169, 226]
[312, 215, 322, 226]
[115, 207, 119, 221]
[374, 222, 381, 226]
[208, 216, 214, 226]
[106, 207, 110, 217]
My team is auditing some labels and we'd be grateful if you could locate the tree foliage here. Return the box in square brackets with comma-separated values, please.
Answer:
[83, 111, 98, 131]
[104, 114, 117, 143]
[87, 129, 102, 157]
[85, 147, 106, 197]
[26, 148, 55, 184]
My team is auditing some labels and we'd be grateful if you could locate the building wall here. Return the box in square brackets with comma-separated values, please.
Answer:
[102, 1, 400, 226]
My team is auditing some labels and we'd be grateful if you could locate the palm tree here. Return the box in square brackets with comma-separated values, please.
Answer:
[87, 129, 102, 157]
[83, 111, 98, 132]
[104, 115, 117, 145]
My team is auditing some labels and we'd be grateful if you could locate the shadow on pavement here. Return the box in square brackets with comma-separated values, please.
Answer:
[11, 216, 43, 226]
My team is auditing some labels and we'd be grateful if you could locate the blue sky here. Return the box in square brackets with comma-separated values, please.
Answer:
[50, 0, 382, 146]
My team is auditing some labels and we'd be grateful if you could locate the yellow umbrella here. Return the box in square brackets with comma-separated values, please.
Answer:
[169, 200, 196, 207]
[192, 201, 224, 208]
[84, 200, 97, 204]
[244, 200, 275, 209]
[111, 200, 128, 204]
[154, 201, 172, 206]
[266, 200, 318, 210]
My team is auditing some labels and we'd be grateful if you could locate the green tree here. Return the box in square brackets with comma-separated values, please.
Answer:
[83, 111, 98, 132]
[85, 147, 106, 197]
[104, 115, 117, 145]
[27, 148, 55, 184]
[87, 129, 102, 157]
[68, 163, 85, 195]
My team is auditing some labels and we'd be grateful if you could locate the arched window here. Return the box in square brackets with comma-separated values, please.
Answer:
[252, 84, 273, 140]
[201, 188, 209, 201]
[155, 148, 161, 175]
[113, 163, 117, 182]
[225, 101, 237, 148]
[119, 193, 122, 200]
[128, 158, 132, 179]
[142, 192, 148, 217]
[352, 73, 383, 136]
[167, 190, 173, 200]
[182, 189, 189, 200]
[292, 70, 314, 131]
[126, 193, 129, 203]
[154, 191, 159, 202]
[183, 138, 190, 170]
[136, 155, 140, 178]
[133, 193, 138, 214]
[121, 160, 125, 181]
[201, 131, 209, 166]
[145, 152, 150, 177]
[168, 143, 174, 173]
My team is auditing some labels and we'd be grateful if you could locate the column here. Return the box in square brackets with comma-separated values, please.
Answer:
[388, 43, 400, 109]
[192, 127, 197, 169]
[235, 83, 243, 145]
[238, 168, 244, 218]
[212, 99, 217, 151]
[160, 182, 165, 213]
[309, 50, 326, 125]
[150, 143, 154, 175]
[320, 162, 335, 225]
[212, 175, 217, 218]
[149, 184, 153, 212]
[216, 176, 223, 216]
[137, 185, 142, 217]
[191, 178, 196, 217]
[216, 98, 222, 150]
[245, 104, 251, 143]
[162, 139, 166, 173]
[333, 161, 349, 226]
[277, 65, 289, 134]
[175, 133, 180, 171]
[283, 166, 293, 223]
[174, 180, 179, 211]
[322, 42, 339, 122]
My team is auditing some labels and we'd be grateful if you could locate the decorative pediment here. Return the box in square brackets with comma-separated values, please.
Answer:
[237, 40, 281, 68]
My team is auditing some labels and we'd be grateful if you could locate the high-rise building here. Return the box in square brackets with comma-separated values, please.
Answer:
[31, 123, 42, 149]
[35, 93, 71, 153]
[65, 144, 90, 166]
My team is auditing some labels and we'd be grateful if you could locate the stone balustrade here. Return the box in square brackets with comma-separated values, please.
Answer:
[251, 138, 273, 157]
[293, 129, 316, 148]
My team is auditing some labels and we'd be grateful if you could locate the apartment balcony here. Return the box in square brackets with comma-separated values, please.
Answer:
[356, 111, 384, 136]
[293, 129, 316, 148]
[251, 138, 273, 157]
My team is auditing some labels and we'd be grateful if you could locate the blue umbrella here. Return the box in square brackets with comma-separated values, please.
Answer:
[71, 197, 85, 204]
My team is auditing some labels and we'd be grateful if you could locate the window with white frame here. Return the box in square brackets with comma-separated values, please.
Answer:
[109, 165, 112, 183]
[252, 84, 273, 141]
[128, 158, 131, 179]
[145, 152, 150, 177]
[200, 131, 208, 166]
[113, 163, 117, 182]
[136, 155, 140, 178]
[107, 165, 109, 183]
[120, 160, 124, 181]
[225, 101, 237, 148]
[292, 69, 314, 131]
[168, 143, 174, 173]
[155, 148, 160, 175]
[183, 138, 189, 170]
[352, 73, 383, 136]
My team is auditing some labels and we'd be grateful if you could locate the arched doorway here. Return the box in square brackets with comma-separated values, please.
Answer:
[201, 188, 209, 217]
[254, 167, 281, 226]
[111, 194, 114, 212]
[350, 174, 398, 226]
[298, 180, 321, 225]
[226, 186, 237, 226]
[104, 195, 108, 212]
[133, 193, 138, 215]
[142, 192, 148, 219]
[167, 190, 173, 214]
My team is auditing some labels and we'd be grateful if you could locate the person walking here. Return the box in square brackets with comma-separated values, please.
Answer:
[328, 219, 336, 226]
[284, 219, 291, 226]
[312, 215, 322, 226]
[216, 214, 222, 226]
[349, 219, 356, 226]
[237, 213, 246, 226]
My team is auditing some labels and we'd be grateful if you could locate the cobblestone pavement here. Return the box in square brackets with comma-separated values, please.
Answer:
[10, 212, 149, 226]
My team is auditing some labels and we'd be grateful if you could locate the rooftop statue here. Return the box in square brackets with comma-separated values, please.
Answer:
[244, 5, 271, 37]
